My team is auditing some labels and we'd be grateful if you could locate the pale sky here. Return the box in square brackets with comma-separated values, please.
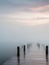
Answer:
[0, 0, 49, 25]
[0, 0, 49, 43]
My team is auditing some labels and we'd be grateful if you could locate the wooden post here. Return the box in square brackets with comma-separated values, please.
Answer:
[46, 45, 48, 55]
[23, 45, 26, 58]
[46, 45, 48, 62]
[24, 45, 25, 53]
[17, 46, 20, 57]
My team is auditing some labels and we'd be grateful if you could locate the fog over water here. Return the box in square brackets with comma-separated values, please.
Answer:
[0, 22, 49, 65]
[0, 0, 49, 64]
[0, 22, 49, 43]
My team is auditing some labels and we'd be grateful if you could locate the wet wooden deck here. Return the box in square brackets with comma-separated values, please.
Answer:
[2, 44, 49, 65]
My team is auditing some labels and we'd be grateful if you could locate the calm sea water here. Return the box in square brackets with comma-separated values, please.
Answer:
[0, 42, 49, 65]
[0, 42, 29, 65]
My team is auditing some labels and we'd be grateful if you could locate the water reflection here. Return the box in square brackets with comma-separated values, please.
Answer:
[17, 56, 20, 65]
[46, 55, 48, 65]
[46, 54, 48, 61]
[46, 52, 48, 65]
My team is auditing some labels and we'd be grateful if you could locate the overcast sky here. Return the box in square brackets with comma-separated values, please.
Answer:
[0, 0, 49, 25]
[0, 0, 49, 43]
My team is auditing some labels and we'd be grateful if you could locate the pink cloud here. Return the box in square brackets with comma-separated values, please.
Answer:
[31, 5, 49, 12]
